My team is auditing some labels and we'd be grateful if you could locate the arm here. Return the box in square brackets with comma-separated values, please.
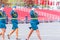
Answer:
[30, 10, 35, 17]
[3, 11, 6, 17]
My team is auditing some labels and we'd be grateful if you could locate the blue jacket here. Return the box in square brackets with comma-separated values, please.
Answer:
[10, 10, 18, 24]
[30, 10, 39, 25]
[0, 10, 6, 24]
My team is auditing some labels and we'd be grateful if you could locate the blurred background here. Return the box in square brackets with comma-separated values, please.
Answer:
[0, 1, 60, 40]
[0, 0, 60, 24]
[0, 0, 60, 9]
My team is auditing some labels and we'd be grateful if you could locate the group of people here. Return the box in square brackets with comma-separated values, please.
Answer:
[0, 4, 41, 40]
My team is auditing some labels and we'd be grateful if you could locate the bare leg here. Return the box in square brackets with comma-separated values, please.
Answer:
[2, 28, 6, 40]
[36, 29, 41, 40]
[15, 28, 18, 40]
[0, 32, 2, 35]
[8, 30, 15, 36]
[26, 29, 34, 40]
[8, 30, 15, 39]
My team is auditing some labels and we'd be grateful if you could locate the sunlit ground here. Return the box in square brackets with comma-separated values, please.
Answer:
[0, 22, 60, 40]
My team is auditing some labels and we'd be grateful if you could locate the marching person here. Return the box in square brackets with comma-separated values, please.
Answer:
[7, 6, 18, 40]
[0, 4, 7, 40]
[26, 6, 41, 40]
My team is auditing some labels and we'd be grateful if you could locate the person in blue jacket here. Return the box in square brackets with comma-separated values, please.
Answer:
[7, 6, 18, 40]
[26, 6, 41, 40]
[0, 4, 6, 40]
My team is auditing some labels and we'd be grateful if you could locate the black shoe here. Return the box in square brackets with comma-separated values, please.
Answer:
[26, 39, 27, 40]
[7, 34, 10, 39]
[16, 38, 20, 40]
[29, 27, 32, 29]
[26, 39, 28, 40]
